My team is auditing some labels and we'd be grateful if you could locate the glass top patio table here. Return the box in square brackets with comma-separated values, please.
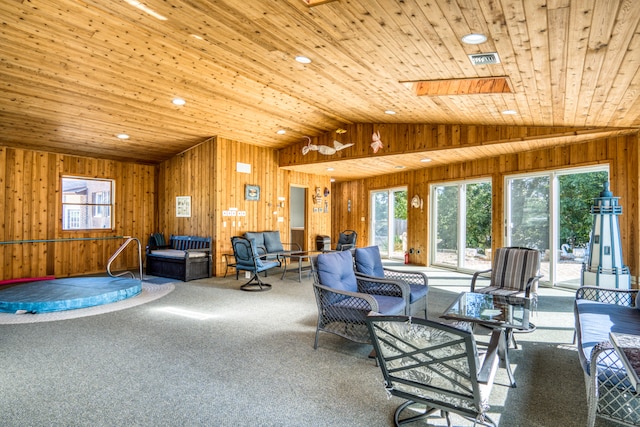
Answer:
[441, 291, 532, 331]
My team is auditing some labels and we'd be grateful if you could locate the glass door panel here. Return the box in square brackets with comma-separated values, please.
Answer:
[434, 185, 459, 267]
[557, 170, 609, 287]
[464, 182, 492, 271]
[370, 188, 407, 259]
[431, 180, 492, 271]
[371, 190, 390, 257]
[391, 189, 407, 259]
[506, 176, 550, 282]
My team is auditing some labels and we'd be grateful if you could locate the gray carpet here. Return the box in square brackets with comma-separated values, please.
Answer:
[0, 270, 624, 426]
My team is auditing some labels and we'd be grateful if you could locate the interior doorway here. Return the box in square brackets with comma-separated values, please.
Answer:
[290, 186, 306, 250]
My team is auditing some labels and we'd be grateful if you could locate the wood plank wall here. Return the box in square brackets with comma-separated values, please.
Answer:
[331, 134, 640, 283]
[157, 137, 331, 276]
[0, 146, 156, 280]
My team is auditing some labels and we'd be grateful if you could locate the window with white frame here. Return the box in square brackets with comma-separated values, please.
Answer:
[62, 176, 114, 230]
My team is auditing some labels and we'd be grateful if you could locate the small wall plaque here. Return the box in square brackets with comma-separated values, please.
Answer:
[245, 184, 260, 201]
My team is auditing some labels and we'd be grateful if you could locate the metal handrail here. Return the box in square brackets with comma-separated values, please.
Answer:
[107, 236, 143, 280]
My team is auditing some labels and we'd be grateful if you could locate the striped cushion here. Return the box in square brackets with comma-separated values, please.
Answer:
[491, 248, 540, 291]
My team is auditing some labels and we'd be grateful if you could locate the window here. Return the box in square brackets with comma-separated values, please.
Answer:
[62, 176, 114, 230]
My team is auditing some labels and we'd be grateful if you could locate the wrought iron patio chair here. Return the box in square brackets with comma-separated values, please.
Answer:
[231, 236, 280, 292]
[311, 250, 408, 349]
[575, 286, 640, 427]
[354, 245, 429, 318]
[367, 315, 502, 427]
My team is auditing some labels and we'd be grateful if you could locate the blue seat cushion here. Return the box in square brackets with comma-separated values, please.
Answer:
[355, 246, 385, 277]
[409, 283, 428, 303]
[325, 294, 405, 322]
[372, 294, 406, 314]
[575, 299, 640, 374]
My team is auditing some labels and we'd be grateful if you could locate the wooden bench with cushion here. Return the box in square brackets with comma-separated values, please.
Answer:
[146, 234, 212, 281]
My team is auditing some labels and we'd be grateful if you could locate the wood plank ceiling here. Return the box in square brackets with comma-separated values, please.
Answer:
[0, 0, 639, 179]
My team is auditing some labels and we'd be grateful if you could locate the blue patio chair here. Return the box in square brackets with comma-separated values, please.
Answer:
[355, 245, 429, 318]
[311, 250, 408, 349]
[231, 236, 280, 292]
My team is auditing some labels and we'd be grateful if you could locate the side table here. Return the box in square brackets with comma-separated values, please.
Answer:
[610, 332, 640, 389]
[281, 251, 321, 282]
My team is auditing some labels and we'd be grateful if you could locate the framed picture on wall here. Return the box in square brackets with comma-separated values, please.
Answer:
[176, 196, 191, 217]
[245, 184, 260, 201]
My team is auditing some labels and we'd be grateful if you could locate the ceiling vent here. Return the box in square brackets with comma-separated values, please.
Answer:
[468, 52, 500, 66]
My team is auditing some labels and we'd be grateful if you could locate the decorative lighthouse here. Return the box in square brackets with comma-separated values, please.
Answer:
[581, 182, 630, 289]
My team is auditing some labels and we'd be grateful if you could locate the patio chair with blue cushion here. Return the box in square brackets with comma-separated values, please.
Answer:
[355, 245, 429, 318]
[335, 229, 357, 251]
[366, 315, 502, 427]
[231, 236, 280, 292]
[312, 250, 409, 349]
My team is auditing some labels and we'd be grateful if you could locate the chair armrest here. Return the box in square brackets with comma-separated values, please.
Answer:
[576, 286, 638, 306]
[355, 273, 411, 305]
[254, 244, 268, 256]
[383, 268, 429, 287]
[313, 282, 379, 312]
[477, 329, 502, 384]
[523, 274, 543, 297]
[470, 269, 492, 291]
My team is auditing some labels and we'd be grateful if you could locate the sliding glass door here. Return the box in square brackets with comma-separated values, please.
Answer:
[431, 180, 492, 271]
[370, 188, 407, 259]
[505, 175, 550, 282]
[505, 167, 608, 287]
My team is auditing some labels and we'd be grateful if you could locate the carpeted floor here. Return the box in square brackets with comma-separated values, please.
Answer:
[0, 269, 623, 426]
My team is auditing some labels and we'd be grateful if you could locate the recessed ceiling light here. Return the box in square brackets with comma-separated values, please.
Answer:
[327, 167, 335, 171]
[420, 158, 432, 163]
[276, 129, 286, 135]
[330, 178, 336, 182]
[385, 110, 396, 115]
[295, 56, 312, 64]
[462, 33, 487, 45]
[124, 0, 168, 21]
[190, 34, 204, 40]
[117, 133, 129, 140]
[502, 109, 518, 115]
[395, 165, 405, 169]
[172, 98, 186, 106]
